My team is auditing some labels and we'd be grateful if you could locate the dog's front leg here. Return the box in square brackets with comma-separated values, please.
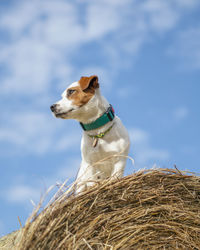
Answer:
[111, 158, 127, 180]
[76, 161, 87, 193]
[76, 160, 95, 194]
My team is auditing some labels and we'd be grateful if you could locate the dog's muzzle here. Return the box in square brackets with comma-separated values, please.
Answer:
[50, 104, 75, 118]
[50, 104, 58, 113]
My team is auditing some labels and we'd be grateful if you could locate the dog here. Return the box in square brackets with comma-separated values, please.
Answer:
[50, 75, 130, 193]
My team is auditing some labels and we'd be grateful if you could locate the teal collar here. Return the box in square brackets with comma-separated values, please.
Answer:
[80, 104, 115, 131]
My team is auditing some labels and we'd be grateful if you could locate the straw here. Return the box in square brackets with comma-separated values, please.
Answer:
[16, 168, 200, 249]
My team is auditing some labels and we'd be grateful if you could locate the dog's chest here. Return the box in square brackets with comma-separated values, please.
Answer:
[81, 131, 126, 165]
[82, 138, 110, 163]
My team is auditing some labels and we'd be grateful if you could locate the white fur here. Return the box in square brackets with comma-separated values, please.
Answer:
[52, 85, 130, 193]
[55, 82, 79, 116]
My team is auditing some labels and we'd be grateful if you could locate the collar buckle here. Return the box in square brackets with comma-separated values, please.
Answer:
[106, 105, 115, 121]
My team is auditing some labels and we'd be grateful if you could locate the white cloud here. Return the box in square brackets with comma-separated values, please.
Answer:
[85, 3, 120, 40]
[0, 111, 80, 155]
[80, 0, 131, 5]
[0, 2, 76, 95]
[0, 0, 198, 97]
[116, 87, 135, 99]
[55, 132, 81, 152]
[130, 128, 150, 144]
[4, 185, 40, 204]
[0, 112, 54, 154]
[0, 39, 58, 94]
[1, 156, 81, 205]
[0, 0, 124, 93]
[56, 158, 81, 181]
[0, 0, 198, 156]
[129, 128, 170, 167]
[168, 27, 200, 69]
[141, 0, 180, 33]
[173, 107, 189, 121]
[174, 0, 199, 8]
[0, 1, 38, 37]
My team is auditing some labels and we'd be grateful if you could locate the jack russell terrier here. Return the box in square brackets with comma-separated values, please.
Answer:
[50, 75, 130, 193]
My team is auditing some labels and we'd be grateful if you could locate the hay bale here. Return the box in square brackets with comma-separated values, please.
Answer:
[0, 231, 21, 249]
[17, 168, 200, 249]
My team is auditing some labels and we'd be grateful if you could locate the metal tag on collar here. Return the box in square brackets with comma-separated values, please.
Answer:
[93, 138, 98, 147]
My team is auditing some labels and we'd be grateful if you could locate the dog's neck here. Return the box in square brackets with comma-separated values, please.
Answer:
[76, 89, 110, 125]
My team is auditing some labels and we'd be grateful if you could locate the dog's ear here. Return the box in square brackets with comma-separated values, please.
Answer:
[79, 75, 99, 92]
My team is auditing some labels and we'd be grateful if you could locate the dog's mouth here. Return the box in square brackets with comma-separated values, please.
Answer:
[54, 108, 75, 118]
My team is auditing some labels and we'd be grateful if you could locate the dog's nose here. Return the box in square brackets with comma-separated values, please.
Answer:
[50, 104, 57, 112]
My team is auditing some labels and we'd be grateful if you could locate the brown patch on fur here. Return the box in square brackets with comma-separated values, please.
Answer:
[66, 86, 95, 107]
[79, 75, 99, 92]
[65, 75, 99, 107]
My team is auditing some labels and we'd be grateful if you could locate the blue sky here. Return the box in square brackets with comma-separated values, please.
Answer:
[0, 0, 200, 236]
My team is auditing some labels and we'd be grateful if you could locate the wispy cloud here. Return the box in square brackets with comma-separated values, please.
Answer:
[0, 0, 122, 95]
[54, 132, 81, 152]
[1, 156, 81, 205]
[174, 0, 199, 8]
[129, 128, 170, 167]
[0, 112, 54, 155]
[168, 27, 200, 69]
[0, 111, 80, 155]
[0, 0, 198, 156]
[140, 1, 180, 33]
[56, 157, 81, 181]
[173, 106, 189, 121]
[3, 184, 40, 204]
[0, 0, 198, 96]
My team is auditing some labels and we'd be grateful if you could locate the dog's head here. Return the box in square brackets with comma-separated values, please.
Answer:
[50, 75, 99, 120]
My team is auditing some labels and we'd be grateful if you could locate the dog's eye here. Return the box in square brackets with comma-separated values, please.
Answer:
[67, 89, 76, 96]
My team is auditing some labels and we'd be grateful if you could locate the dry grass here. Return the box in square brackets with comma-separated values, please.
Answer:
[15, 168, 200, 249]
[0, 231, 20, 249]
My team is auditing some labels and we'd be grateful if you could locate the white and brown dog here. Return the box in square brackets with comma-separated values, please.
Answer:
[51, 75, 130, 193]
